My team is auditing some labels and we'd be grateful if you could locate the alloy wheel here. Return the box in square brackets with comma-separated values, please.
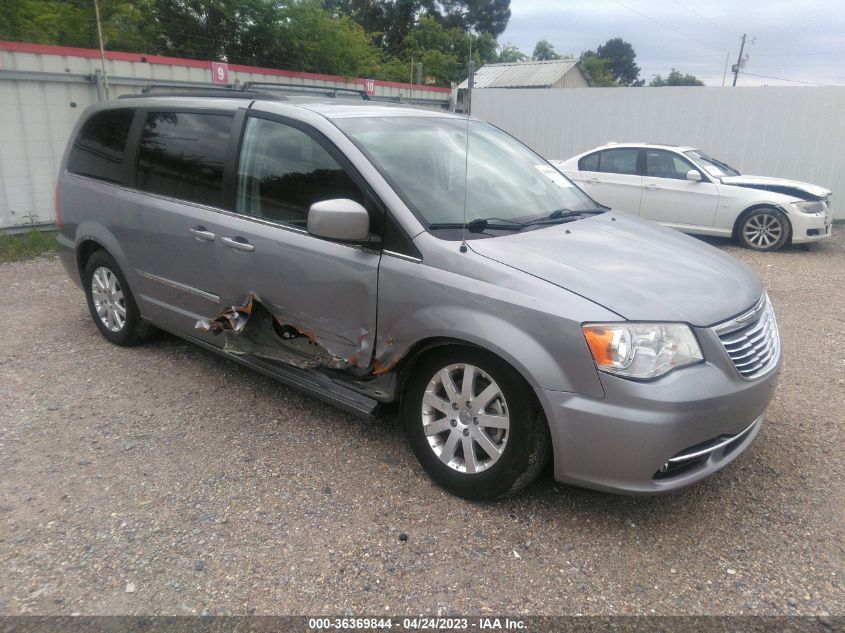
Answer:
[743, 213, 784, 249]
[90, 266, 127, 332]
[420, 363, 510, 474]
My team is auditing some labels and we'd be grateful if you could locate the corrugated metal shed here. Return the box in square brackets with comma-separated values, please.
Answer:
[457, 59, 584, 90]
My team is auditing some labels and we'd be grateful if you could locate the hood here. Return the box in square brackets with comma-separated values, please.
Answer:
[720, 175, 831, 200]
[469, 213, 762, 327]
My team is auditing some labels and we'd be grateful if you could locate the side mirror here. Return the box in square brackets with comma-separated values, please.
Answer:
[307, 199, 370, 242]
[686, 170, 703, 182]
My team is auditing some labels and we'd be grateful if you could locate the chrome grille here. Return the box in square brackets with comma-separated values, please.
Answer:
[715, 295, 781, 380]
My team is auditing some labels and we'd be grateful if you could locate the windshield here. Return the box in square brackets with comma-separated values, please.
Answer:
[684, 150, 741, 177]
[335, 116, 600, 228]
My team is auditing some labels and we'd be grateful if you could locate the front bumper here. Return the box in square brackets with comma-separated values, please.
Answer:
[537, 331, 780, 494]
[787, 206, 834, 243]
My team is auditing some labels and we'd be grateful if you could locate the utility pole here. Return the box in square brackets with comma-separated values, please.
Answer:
[721, 51, 729, 87]
[731, 33, 747, 87]
[93, 0, 109, 99]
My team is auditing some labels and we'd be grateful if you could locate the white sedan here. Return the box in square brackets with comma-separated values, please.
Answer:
[553, 143, 833, 251]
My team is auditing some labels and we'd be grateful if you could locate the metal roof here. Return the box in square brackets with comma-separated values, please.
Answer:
[457, 59, 581, 90]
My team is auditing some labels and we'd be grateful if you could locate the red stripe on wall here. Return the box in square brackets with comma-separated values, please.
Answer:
[0, 40, 452, 94]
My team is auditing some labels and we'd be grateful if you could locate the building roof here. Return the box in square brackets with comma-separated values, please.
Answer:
[457, 59, 582, 90]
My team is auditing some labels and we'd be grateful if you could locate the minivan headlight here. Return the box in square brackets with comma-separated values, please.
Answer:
[582, 323, 703, 379]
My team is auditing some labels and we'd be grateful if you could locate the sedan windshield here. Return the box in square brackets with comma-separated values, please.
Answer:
[684, 150, 741, 177]
[334, 116, 600, 227]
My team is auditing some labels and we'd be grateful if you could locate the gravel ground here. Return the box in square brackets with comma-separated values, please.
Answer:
[0, 231, 843, 617]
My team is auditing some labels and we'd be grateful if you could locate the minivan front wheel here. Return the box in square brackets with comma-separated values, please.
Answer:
[83, 251, 150, 346]
[404, 349, 550, 500]
[738, 207, 791, 251]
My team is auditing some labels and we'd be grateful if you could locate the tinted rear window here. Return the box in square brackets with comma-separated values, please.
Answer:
[67, 108, 135, 183]
[579, 152, 600, 172]
[136, 112, 232, 208]
[598, 148, 639, 175]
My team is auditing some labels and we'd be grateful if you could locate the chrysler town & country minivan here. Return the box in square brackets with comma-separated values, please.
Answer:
[56, 91, 781, 499]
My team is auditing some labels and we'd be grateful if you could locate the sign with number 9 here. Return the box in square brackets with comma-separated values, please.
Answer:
[211, 62, 229, 85]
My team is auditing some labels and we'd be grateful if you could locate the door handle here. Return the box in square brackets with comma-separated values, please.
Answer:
[590, 176, 601, 182]
[220, 236, 255, 252]
[645, 183, 659, 189]
[189, 226, 216, 241]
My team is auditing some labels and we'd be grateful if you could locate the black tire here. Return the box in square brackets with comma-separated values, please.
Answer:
[83, 250, 151, 346]
[404, 347, 550, 500]
[737, 207, 791, 252]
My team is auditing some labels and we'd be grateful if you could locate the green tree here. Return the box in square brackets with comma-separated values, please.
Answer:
[151, 0, 379, 76]
[324, 0, 511, 54]
[649, 68, 704, 86]
[0, 0, 156, 51]
[395, 16, 496, 85]
[427, 0, 511, 38]
[496, 43, 527, 63]
[593, 37, 640, 86]
[579, 53, 615, 86]
[0, 0, 512, 84]
[532, 39, 560, 61]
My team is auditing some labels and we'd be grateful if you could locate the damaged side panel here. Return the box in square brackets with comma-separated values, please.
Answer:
[196, 294, 373, 371]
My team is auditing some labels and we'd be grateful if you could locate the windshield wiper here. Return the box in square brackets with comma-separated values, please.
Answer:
[428, 209, 605, 232]
[711, 158, 739, 175]
[518, 208, 605, 227]
[428, 217, 523, 232]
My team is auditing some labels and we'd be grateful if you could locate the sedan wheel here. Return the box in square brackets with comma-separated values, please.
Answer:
[739, 208, 790, 251]
[405, 348, 550, 500]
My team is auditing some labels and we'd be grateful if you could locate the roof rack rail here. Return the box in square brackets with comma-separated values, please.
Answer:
[117, 80, 372, 101]
[117, 82, 286, 101]
[241, 81, 370, 100]
[119, 91, 284, 101]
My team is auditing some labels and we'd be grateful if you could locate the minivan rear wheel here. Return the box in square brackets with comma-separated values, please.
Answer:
[738, 207, 791, 251]
[404, 348, 550, 500]
[83, 251, 150, 346]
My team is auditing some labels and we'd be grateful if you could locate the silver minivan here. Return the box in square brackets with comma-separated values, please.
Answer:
[56, 91, 781, 499]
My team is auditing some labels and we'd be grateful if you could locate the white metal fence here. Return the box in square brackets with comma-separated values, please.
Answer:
[0, 42, 451, 230]
[472, 86, 845, 219]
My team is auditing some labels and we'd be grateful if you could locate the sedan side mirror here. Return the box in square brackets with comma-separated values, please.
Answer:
[307, 199, 370, 242]
[686, 170, 703, 182]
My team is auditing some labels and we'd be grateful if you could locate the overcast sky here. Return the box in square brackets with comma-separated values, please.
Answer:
[500, 0, 845, 86]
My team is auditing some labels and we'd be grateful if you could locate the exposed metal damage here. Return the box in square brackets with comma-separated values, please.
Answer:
[195, 295, 402, 387]
[373, 336, 401, 375]
[196, 294, 352, 370]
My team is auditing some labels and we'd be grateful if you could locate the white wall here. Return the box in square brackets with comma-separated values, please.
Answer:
[473, 86, 845, 218]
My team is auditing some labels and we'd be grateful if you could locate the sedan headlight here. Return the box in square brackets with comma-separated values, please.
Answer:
[582, 323, 703, 379]
[793, 200, 824, 214]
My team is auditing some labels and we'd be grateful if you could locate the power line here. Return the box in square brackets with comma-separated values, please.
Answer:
[610, 0, 726, 53]
[666, 0, 740, 38]
[740, 71, 837, 86]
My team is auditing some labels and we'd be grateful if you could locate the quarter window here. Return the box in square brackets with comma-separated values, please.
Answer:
[67, 108, 135, 183]
[578, 152, 600, 172]
[645, 150, 697, 180]
[597, 148, 639, 175]
[135, 111, 232, 208]
[235, 117, 371, 230]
